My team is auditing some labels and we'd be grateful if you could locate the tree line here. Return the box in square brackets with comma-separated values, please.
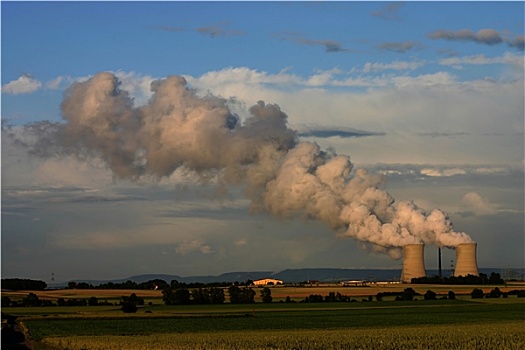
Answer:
[162, 285, 273, 305]
[1, 292, 144, 310]
[1, 278, 47, 290]
[411, 272, 504, 285]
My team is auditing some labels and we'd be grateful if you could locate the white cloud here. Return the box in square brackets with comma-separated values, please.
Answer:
[113, 71, 156, 106]
[461, 192, 498, 215]
[421, 168, 467, 177]
[2, 75, 42, 94]
[439, 52, 524, 71]
[175, 240, 213, 255]
[363, 60, 425, 72]
[46, 75, 75, 90]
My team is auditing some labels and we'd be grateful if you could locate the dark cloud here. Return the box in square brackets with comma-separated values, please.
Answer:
[378, 41, 424, 53]
[296, 125, 385, 138]
[508, 35, 525, 51]
[371, 2, 403, 20]
[69, 195, 147, 203]
[418, 131, 470, 138]
[150, 23, 245, 38]
[277, 32, 354, 53]
[428, 28, 524, 51]
[196, 23, 245, 38]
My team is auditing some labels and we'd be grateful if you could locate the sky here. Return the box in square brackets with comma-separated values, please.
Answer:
[1, 1, 524, 283]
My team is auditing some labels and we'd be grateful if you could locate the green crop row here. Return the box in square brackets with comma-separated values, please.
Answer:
[40, 322, 525, 350]
[24, 301, 525, 341]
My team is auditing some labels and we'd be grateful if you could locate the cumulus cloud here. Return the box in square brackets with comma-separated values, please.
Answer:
[13, 72, 479, 259]
[181, 64, 522, 168]
[2, 75, 42, 94]
[461, 192, 498, 215]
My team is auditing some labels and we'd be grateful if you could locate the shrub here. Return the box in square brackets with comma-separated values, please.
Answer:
[121, 302, 138, 313]
[471, 288, 484, 299]
[488, 287, 502, 298]
[424, 290, 437, 300]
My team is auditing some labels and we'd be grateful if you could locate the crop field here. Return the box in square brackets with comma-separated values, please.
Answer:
[39, 322, 525, 350]
[12, 299, 524, 349]
[3, 284, 524, 349]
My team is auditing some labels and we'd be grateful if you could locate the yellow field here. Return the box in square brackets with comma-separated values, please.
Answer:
[1, 288, 163, 301]
[39, 321, 525, 350]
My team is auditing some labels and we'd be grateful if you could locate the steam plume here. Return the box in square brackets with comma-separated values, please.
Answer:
[55, 72, 474, 258]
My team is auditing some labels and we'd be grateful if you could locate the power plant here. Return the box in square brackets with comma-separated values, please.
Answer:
[454, 243, 479, 277]
[400, 244, 426, 283]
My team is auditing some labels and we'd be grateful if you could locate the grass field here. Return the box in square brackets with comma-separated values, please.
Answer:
[3, 284, 524, 349]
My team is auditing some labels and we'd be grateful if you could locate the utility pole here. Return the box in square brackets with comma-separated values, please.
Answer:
[438, 248, 442, 277]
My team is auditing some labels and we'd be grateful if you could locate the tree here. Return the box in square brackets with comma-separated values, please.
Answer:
[448, 291, 456, 300]
[424, 290, 437, 300]
[122, 293, 144, 306]
[170, 279, 180, 288]
[2, 278, 47, 291]
[88, 296, 99, 306]
[488, 287, 502, 298]
[228, 285, 241, 304]
[228, 285, 255, 304]
[121, 302, 138, 313]
[2, 296, 12, 307]
[22, 293, 42, 307]
[260, 287, 272, 303]
[192, 288, 211, 304]
[163, 288, 191, 305]
[139, 279, 169, 290]
[209, 287, 225, 304]
[471, 288, 484, 299]
[400, 288, 417, 301]
[488, 273, 504, 285]
[120, 293, 143, 313]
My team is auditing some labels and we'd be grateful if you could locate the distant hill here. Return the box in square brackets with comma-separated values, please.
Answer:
[63, 267, 505, 287]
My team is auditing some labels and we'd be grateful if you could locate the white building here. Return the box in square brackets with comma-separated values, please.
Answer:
[253, 278, 283, 286]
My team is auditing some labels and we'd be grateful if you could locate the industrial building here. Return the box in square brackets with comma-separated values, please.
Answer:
[253, 278, 283, 286]
[400, 242, 480, 283]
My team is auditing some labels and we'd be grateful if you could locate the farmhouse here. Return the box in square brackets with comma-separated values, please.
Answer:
[253, 278, 283, 286]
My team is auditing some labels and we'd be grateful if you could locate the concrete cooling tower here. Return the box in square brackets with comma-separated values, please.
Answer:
[454, 243, 479, 277]
[401, 244, 426, 283]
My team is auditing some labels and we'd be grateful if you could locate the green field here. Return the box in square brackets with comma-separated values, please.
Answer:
[6, 298, 522, 349]
[3, 286, 524, 349]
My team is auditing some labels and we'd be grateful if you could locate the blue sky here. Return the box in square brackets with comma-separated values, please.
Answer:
[2, 1, 524, 282]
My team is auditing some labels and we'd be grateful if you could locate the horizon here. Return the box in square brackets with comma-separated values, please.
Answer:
[2, 1, 524, 282]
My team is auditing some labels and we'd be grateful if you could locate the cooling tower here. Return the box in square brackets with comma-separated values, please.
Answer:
[401, 244, 426, 283]
[454, 243, 479, 277]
